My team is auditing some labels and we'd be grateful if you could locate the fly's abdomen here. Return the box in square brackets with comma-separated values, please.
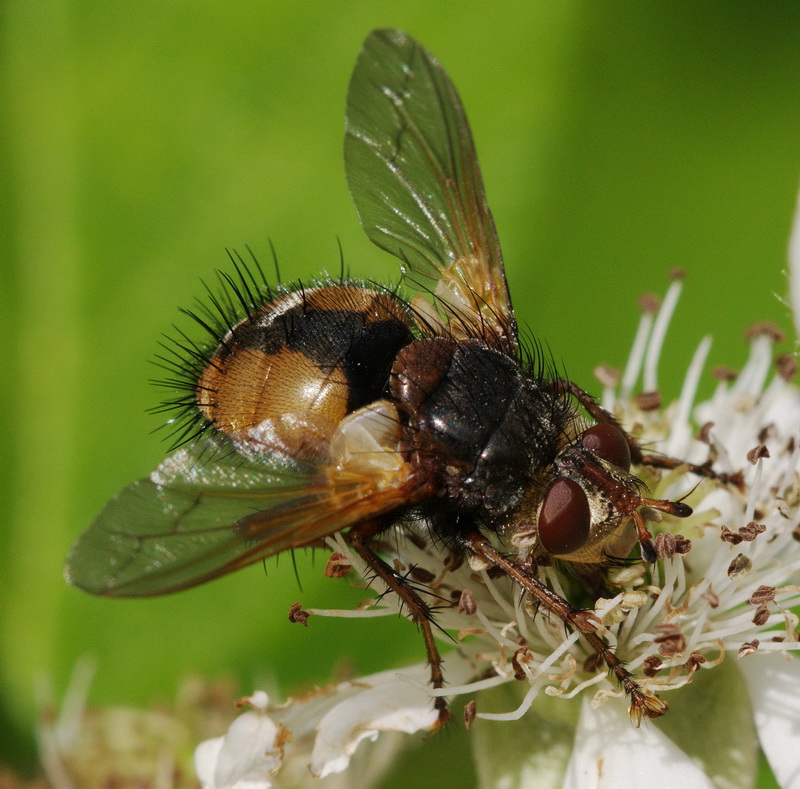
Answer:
[197, 286, 413, 449]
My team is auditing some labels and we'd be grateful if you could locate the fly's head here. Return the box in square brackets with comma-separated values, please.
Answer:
[513, 422, 692, 572]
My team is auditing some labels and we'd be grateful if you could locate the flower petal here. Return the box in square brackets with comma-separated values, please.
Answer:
[310, 667, 439, 778]
[563, 698, 715, 789]
[472, 683, 579, 789]
[738, 657, 800, 789]
[195, 692, 285, 789]
[656, 654, 757, 789]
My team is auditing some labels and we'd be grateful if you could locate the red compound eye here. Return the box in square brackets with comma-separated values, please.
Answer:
[538, 478, 591, 555]
[581, 423, 632, 471]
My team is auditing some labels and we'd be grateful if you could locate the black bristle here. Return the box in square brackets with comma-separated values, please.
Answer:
[150, 249, 385, 452]
[150, 252, 279, 451]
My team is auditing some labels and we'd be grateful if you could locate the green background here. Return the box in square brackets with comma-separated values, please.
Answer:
[3, 1, 798, 784]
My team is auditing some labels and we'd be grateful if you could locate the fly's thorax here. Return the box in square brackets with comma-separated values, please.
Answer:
[195, 285, 413, 455]
[391, 337, 570, 528]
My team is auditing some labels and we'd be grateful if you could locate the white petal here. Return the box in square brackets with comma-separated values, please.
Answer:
[472, 683, 578, 789]
[195, 737, 225, 788]
[563, 698, 715, 789]
[310, 667, 439, 778]
[194, 693, 284, 789]
[738, 657, 800, 789]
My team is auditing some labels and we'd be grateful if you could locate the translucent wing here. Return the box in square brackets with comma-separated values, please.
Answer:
[345, 28, 517, 353]
[65, 435, 424, 597]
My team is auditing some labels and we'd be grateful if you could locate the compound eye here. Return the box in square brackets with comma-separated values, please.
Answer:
[538, 478, 591, 555]
[581, 423, 632, 472]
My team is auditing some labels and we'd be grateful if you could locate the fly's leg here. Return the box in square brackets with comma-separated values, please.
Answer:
[556, 377, 742, 487]
[463, 530, 668, 722]
[347, 524, 450, 727]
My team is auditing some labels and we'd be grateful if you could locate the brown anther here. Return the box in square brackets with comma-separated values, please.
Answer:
[636, 391, 662, 412]
[725, 470, 746, 489]
[288, 603, 310, 626]
[752, 605, 771, 626]
[749, 585, 776, 606]
[758, 424, 775, 444]
[696, 422, 714, 443]
[727, 553, 752, 580]
[738, 640, 760, 658]
[674, 535, 692, 554]
[712, 365, 738, 382]
[702, 588, 720, 608]
[594, 365, 620, 387]
[744, 322, 785, 343]
[654, 624, 686, 657]
[793, 524, 800, 543]
[410, 565, 436, 584]
[638, 293, 661, 313]
[444, 553, 464, 573]
[740, 521, 766, 541]
[511, 647, 532, 680]
[720, 526, 743, 545]
[324, 552, 352, 578]
[668, 268, 686, 281]
[654, 532, 691, 558]
[657, 639, 685, 658]
[776, 354, 798, 382]
[464, 700, 477, 729]
[654, 532, 676, 560]
[685, 651, 707, 671]
[747, 444, 770, 464]
[642, 655, 663, 677]
[457, 588, 477, 616]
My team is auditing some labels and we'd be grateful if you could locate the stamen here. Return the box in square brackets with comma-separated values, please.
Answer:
[477, 681, 542, 721]
[744, 458, 765, 524]
[551, 671, 607, 700]
[643, 277, 683, 393]
[513, 587, 535, 645]
[401, 672, 509, 698]
[733, 334, 774, 399]
[727, 641, 800, 652]
[305, 606, 399, 618]
[478, 570, 519, 621]
[477, 630, 582, 721]
[666, 335, 712, 459]
[474, 609, 523, 652]
[620, 303, 656, 401]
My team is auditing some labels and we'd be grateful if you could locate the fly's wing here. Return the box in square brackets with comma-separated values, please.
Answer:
[345, 28, 517, 354]
[65, 436, 425, 597]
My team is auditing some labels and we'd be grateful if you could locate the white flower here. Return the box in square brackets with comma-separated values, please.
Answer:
[195, 669, 453, 788]
[195, 204, 800, 789]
